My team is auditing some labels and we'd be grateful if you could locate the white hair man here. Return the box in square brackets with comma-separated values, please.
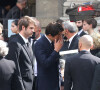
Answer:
[61, 21, 79, 51]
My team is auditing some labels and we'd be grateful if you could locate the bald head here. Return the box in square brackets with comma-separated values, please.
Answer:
[79, 35, 93, 51]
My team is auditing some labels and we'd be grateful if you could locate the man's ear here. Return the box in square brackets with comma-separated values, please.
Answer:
[79, 42, 82, 50]
[22, 25, 25, 30]
[90, 44, 94, 50]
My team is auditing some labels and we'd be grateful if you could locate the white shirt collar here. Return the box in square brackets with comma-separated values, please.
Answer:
[19, 33, 28, 43]
[77, 29, 83, 35]
[36, 35, 41, 41]
[68, 33, 77, 48]
[45, 35, 52, 44]
[69, 33, 77, 44]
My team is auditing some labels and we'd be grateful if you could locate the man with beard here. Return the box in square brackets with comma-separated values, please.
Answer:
[75, 20, 86, 37]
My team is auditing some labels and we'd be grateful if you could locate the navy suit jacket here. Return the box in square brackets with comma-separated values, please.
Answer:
[64, 51, 100, 90]
[34, 35, 60, 90]
[6, 34, 34, 90]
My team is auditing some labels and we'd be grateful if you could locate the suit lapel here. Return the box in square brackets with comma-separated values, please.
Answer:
[69, 34, 78, 50]
[17, 34, 34, 66]
[43, 36, 54, 51]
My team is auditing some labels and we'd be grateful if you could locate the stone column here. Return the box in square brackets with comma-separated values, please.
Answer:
[23, 0, 36, 17]
[36, 0, 63, 28]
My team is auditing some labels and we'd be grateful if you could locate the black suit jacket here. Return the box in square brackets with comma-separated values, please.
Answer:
[34, 35, 60, 90]
[0, 56, 16, 90]
[61, 34, 79, 51]
[6, 34, 34, 90]
[6, 5, 23, 19]
[68, 34, 79, 50]
[64, 51, 100, 90]
[91, 64, 100, 90]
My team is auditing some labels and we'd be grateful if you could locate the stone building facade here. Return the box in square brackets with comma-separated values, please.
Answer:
[27, 0, 95, 29]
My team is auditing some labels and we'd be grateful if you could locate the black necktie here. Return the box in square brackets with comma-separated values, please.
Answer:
[66, 41, 69, 49]
[32, 39, 36, 52]
[63, 40, 69, 50]
[51, 42, 54, 49]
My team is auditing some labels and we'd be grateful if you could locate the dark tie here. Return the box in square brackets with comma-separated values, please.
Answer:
[51, 42, 54, 49]
[26, 42, 29, 47]
[32, 39, 37, 52]
[66, 41, 69, 49]
[62, 40, 69, 50]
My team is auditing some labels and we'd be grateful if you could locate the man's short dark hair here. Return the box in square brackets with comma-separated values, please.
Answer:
[56, 19, 64, 25]
[45, 22, 64, 37]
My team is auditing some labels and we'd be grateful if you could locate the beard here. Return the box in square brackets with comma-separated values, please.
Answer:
[78, 26, 82, 31]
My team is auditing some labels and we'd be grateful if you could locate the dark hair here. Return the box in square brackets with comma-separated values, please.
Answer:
[12, 19, 18, 26]
[56, 19, 64, 25]
[84, 18, 97, 28]
[45, 22, 64, 37]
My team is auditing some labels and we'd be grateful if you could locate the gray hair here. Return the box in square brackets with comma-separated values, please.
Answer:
[62, 21, 78, 33]
[31, 17, 41, 29]
[0, 40, 9, 57]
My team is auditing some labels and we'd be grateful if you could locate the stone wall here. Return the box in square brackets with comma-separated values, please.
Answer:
[36, 0, 63, 28]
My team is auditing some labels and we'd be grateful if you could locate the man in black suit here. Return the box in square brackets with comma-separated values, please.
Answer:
[4, 0, 27, 30]
[34, 22, 64, 90]
[91, 63, 100, 90]
[75, 20, 87, 37]
[6, 16, 35, 90]
[61, 21, 79, 51]
[64, 35, 100, 90]
[6, 0, 26, 19]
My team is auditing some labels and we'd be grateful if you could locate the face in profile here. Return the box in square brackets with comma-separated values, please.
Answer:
[83, 21, 91, 31]
[75, 20, 83, 28]
[24, 23, 35, 38]
[11, 22, 18, 34]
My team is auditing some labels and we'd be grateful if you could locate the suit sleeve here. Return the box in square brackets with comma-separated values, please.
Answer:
[64, 60, 72, 90]
[6, 42, 25, 90]
[34, 42, 60, 68]
[91, 64, 100, 90]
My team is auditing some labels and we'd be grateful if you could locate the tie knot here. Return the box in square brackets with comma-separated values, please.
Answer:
[51, 42, 54, 49]
[26, 42, 29, 47]
[51, 42, 54, 45]
[33, 39, 37, 44]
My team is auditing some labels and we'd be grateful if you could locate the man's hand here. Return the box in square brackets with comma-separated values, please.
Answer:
[54, 36, 63, 52]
